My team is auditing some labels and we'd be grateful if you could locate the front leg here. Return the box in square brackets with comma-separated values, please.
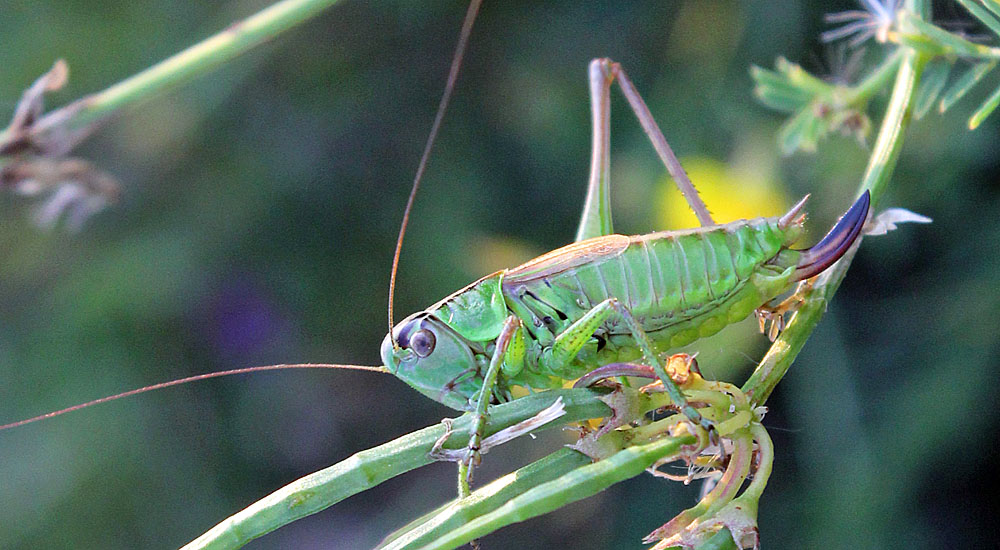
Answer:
[539, 298, 714, 434]
[458, 315, 523, 497]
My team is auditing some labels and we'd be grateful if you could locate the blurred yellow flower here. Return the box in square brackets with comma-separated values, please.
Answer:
[656, 156, 788, 230]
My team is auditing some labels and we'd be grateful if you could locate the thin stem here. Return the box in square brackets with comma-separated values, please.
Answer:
[0, 0, 344, 146]
[743, 0, 929, 406]
[899, 10, 1000, 60]
[845, 49, 904, 104]
[378, 448, 592, 550]
[180, 388, 612, 550]
[420, 433, 695, 550]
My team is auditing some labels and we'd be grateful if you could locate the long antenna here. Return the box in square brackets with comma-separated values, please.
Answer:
[0, 363, 385, 431]
[387, 0, 482, 345]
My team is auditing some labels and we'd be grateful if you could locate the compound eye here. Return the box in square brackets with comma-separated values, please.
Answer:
[410, 329, 436, 358]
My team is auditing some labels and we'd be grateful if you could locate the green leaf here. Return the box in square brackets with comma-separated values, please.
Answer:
[902, 12, 996, 58]
[799, 106, 828, 150]
[753, 85, 811, 112]
[777, 108, 814, 155]
[979, 0, 1000, 22]
[749, 65, 799, 94]
[956, 0, 1000, 38]
[751, 59, 837, 117]
[914, 59, 951, 119]
[775, 57, 831, 94]
[776, 104, 834, 155]
[940, 61, 997, 112]
[968, 85, 1000, 128]
[750, 65, 816, 112]
[896, 32, 949, 56]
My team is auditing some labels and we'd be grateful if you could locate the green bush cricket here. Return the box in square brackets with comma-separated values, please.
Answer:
[0, 3, 870, 508]
[381, 57, 871, 486]
[0, 0, 868, 452]
[5, 1, 971, 547]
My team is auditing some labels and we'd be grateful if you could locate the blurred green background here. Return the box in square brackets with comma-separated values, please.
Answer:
[1, 1, 998, 548]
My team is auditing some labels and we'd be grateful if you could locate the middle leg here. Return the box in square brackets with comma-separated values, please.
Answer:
[539, 297, 714, 433]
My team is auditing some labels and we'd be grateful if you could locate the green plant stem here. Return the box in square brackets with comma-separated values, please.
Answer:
[955, 0, 1000, 39]
[419, 433, 696, 550]
[180, 389, 612, 550]
[846, 50, 904, 104]
[693, 531, 739, 550]
[743, 0, 929, 405]
[378, 448, 592, 550]
[900, 11, 1000, 60]
[0, 0, 343, 147]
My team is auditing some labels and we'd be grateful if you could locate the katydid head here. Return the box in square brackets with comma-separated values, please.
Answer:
[381, 312, 484, 411]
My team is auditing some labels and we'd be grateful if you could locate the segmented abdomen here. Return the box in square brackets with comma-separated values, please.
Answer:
[502, 218, 788, 352]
